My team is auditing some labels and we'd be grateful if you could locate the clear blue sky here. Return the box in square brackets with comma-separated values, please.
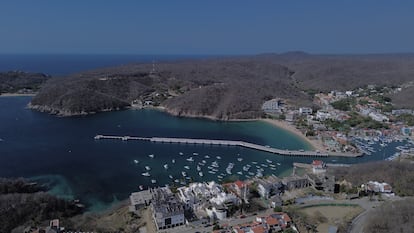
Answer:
[0, 0, 413, 54]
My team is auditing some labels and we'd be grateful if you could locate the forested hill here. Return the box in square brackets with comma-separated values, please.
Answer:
[0, 71, 50, 94]
[29, 53, 414, 119]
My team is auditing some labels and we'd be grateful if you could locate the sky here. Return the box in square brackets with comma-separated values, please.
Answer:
[0, 1, 413, 54]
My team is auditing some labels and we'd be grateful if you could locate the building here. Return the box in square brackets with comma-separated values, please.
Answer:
[316, 110, 333, 121]
[392, 109, 414, 116]
[151, 187, 185, 230]
[255, 176, 283, 199]
[282, 175, 310, 190]
[364, 181, 392, 193]
[299, 107, 313, 115]
[206, 205, 227, 220]
[311, 160, 326, 174]
[262, 99, 283, 113]
[129, 189, 152, 212]
[368, 112, 389, 122]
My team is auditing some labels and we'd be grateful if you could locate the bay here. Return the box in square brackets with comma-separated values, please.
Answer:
[0, 97, 400, 211]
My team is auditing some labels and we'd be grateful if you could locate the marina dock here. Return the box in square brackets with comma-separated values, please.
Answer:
[94, 135, 361, 158]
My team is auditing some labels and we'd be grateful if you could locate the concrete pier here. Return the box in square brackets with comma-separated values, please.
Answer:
[94, 135, 361, 158]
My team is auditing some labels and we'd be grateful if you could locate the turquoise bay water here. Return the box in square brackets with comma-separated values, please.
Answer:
[0, 97, 399, 211]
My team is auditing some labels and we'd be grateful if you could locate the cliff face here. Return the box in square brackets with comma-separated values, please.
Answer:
[29, 53, 414, 118]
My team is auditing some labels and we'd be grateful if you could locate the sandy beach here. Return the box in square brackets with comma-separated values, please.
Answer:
[260, 118, 327, 152]
[0, 93, 36, 97]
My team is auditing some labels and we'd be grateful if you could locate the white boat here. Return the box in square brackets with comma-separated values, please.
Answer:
[252, 161, 258, 164]
[179, 152, 184, 155]
[169, 175, 173, 179]
[211, 161, 219, 168]
[163, 164, 169, 169]
[216, 156, 222, 159]
[148, 154, 155, 158]
[197, 165, 201, 171]
[217, 175, 223, 179]
[208, 171, 216, 174]
[134, 160, 139, 164]
[237, 158, 243, 162]
[145, 166, 151, 171]
[174, 179, 179, 183]
[204, 155, 210, 158]
[184, 166, 190, 170]
[193, 152, 199, 156]
[276, 163, 281, 166]
[198, 172, 203, 177]
[151, 179, 156, 184]
[266, 159, 272, 163]
[139, 185, 144, 190]
[172, 159, 175, 163]
[142, 172, 150, 177]
[237, 171, 243, 175]
[182, 171, 187, 177]
[186, 157, 194, 162]
[226, 163, 234, 174]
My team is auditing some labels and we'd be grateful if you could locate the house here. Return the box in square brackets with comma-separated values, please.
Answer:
[255, 176, 283, 199]
[364, 181, 392, 193]
[206, 205, 227, 220]
[316, 110, 333, 121]
[129, 189, 152, 212]
[311, 160, 326, 174]
[299, 107, 313, 115]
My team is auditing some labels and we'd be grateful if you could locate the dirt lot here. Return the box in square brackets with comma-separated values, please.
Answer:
[300, 205, 363, 233]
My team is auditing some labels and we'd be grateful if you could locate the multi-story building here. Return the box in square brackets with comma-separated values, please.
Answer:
[151, 187, 185, 230]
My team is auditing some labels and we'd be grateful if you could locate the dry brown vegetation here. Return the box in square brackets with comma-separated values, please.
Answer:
[31, 53, 414, 118]
[363, 198, 414, 233]
[329, 161, 414, 196]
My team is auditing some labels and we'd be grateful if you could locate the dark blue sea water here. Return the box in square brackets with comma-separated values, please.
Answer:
[0, 97, 401, 211]
[0, 54, 219, 76]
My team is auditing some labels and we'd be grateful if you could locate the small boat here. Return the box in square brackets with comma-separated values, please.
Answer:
[198, 172, 203, 177]
[197, 165, 201, 171]
[270, 167, 276, 170]
[179, 152, 184, 155]
[139, 185, 144, 190]
[186, 157, 194, 162]
[252, 161, 258, 164]
[145, 166, 151, 171]
[237, 171, 243, 175]
[216, 156, 222, 159]
[201, 160, 207, 164]
[134, 160, 139, 164]
[193, 152, 199, 156]
[182, 171, 187, 177]
[148, 154, 155, 158]
[266, 159, 272, 163]
[204, 155, 210, 159]
[174, 179, 179, 183]
[211, 161, 219, 168]
[169, 175, 173, 179]
[163, 164, 169, 169]
[151, 179, 156, 184]
[237, 158, 243, 162]
[208, 170, 216, 174]
[142, 172, 150, 177]
[217, 175, 223, 179]
[276, 163, 281, 166]
[172, 159, 175, 163]
[184, 166, 190, 170]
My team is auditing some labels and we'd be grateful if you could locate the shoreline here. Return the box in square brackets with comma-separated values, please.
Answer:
[260, 118, 326, 152]
[0, 93, 36, 97]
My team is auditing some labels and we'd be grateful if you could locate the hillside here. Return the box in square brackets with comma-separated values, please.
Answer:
[0, 71, 50, 94]
[30, 53, 414, 119]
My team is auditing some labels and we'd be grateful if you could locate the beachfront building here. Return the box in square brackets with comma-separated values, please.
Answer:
[311, 160, 326, 174]
[151, 187, 185, 230]
[262, 99, 283, 114]
[129, 189, 152, 212]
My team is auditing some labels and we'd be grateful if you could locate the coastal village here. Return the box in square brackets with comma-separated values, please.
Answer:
[261, 84, 414, 160]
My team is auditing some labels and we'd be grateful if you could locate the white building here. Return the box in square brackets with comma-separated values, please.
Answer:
[299, 107, 313, 115]
[206, 205, 227, 220]
[151, 187, 185, 230]
[316, 110, 333, 121]
[368, 112, 389, 122]
[262, 99, 283, 113]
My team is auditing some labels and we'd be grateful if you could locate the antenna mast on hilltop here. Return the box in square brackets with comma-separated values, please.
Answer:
[150, 60, 156, 75]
